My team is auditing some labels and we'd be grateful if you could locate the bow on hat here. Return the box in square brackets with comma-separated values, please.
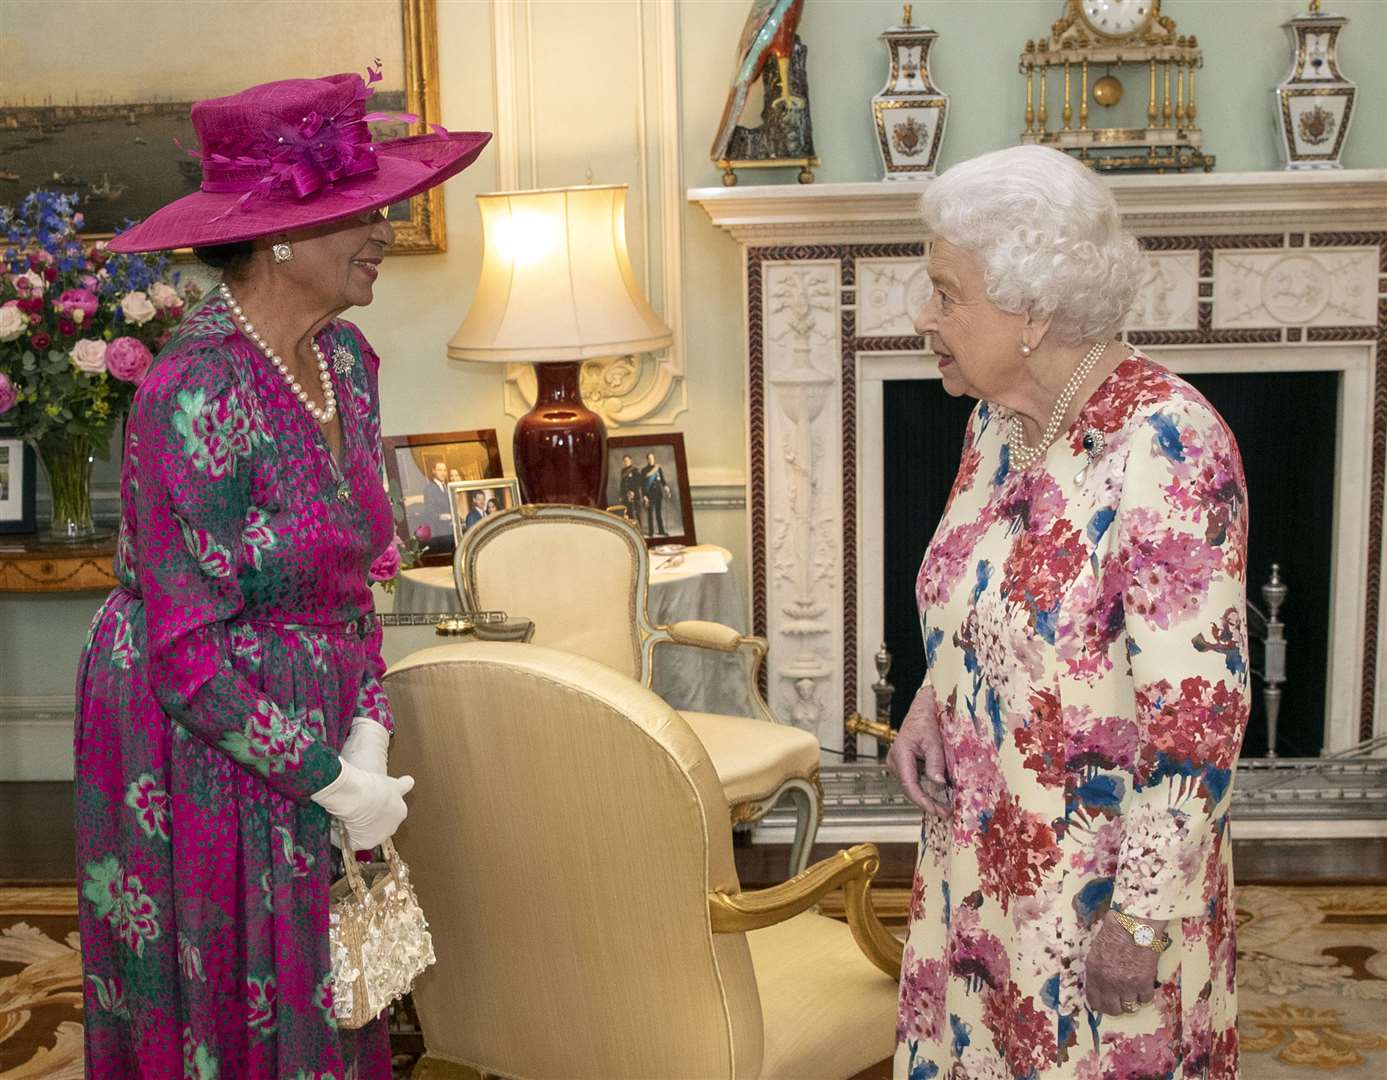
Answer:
[189, 63, 444, 221]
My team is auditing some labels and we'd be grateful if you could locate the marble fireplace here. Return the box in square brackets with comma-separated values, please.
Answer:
[691, 171, 1387, 778]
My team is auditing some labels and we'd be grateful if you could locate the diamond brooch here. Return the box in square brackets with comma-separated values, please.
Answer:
[1073, 428, 1105, 488]
[331, 345, 355, 375]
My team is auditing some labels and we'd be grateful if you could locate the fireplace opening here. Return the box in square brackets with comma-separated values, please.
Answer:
[881, 368, 1338, 758]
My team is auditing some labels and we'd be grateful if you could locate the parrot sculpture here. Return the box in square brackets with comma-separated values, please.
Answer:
[710, 0, 807, 162]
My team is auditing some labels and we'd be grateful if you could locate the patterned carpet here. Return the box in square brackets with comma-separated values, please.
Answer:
[2, 884, 1384, 1078]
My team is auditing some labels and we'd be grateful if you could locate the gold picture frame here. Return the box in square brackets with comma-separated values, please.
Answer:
[0, 0, 445, 256]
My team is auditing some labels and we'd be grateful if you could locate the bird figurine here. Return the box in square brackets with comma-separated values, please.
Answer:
[710, 0, 808, 163]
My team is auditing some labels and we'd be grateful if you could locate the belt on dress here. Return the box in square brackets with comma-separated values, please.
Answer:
[239, 614, 379, 639]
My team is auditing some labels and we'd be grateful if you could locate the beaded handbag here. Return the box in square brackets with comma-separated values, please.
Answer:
[328, 838, 436, 1029]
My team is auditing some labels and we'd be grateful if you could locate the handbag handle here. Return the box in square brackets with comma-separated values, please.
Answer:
[336, 829, 404, 899]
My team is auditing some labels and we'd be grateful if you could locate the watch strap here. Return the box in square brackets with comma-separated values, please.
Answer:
[1112, 910, 1169, 952]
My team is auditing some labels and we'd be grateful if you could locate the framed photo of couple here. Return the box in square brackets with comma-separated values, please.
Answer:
[605, 433, 696, 548]
[448, 479, 521, 544]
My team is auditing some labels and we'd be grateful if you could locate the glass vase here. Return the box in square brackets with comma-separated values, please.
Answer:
[35, 434, 97, 543]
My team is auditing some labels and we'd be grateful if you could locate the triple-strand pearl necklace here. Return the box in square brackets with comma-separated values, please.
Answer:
[1006, 339, 1109, 472]
[220, 283, 337, 424]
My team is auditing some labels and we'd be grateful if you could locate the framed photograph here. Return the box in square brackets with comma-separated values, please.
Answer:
[383, 429, 502, 564]
[0, 0, 446, 254]
[605, 433, 696, 548]
[0, 431, 37, 534]
[448, 478, 521, 545]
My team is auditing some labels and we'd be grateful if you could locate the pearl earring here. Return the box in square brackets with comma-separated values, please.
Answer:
[1021, 343, 1032, 356]
[272, 242, 293, 264]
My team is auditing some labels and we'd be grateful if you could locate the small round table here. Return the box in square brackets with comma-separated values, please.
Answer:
[392, 545, 750, 715]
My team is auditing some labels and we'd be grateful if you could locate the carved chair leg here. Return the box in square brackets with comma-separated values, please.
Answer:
[785, 781, 820, 877]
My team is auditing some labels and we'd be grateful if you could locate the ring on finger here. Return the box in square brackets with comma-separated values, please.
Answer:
[1121, 999, 1140, 1013]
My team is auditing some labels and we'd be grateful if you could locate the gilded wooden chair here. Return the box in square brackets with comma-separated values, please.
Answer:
[385, 642, 901, 1080]
[454, 504, 822, 874]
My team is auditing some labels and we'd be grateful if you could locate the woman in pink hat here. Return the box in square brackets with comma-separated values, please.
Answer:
[74, 71, 488, 1077]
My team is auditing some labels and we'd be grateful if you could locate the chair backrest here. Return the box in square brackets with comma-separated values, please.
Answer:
[455, 505, 658, 681]
[384, 642, 765, 1079]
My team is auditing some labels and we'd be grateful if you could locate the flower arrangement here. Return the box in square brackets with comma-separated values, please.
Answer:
[0, 190, 196, 539]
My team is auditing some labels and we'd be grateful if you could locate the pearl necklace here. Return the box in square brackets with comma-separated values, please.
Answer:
[220, 283, 337, 424]
[1006, 339, 1109, 471]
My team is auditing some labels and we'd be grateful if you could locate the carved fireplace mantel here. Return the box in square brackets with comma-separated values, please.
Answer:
[690, 170, 1387, 760]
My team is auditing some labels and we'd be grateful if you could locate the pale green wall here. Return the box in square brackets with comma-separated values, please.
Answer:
[4, 0, 1385, 756]
[683, 0, 1387, 187]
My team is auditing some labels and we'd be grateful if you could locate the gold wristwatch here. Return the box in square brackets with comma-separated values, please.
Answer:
[1111, 911, 1170, 952]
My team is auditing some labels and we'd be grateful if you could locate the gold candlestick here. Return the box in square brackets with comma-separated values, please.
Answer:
[1175, 41, 1186, 127]
[1062, 61, 1072, 130]
[1038, 62, 1048, 131]
[1162, 57, 1172, 126]
[1147, 59, 1158, 128]
[1079, 60, 1089, 130]
[1187, 37, 1199, 127]
[1024, 61, 1035, 133]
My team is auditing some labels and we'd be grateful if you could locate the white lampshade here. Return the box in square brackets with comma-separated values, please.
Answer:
[448, 184, 672, 364]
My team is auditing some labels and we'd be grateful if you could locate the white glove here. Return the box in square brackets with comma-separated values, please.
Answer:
[341, 717, 390, 775]
[311, 759, 414, 851]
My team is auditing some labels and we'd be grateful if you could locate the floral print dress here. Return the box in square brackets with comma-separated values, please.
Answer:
[75, 290, 397, 1078]
[894, 355, 1249, 1080]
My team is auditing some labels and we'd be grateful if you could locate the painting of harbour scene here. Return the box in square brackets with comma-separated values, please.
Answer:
[0, 1, 443, 251]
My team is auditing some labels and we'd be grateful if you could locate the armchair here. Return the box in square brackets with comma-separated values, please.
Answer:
[385, 642, 901, 1080]
[454, 505, 822, 874]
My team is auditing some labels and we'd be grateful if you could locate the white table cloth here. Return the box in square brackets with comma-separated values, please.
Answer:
[392, 545, 752, 716]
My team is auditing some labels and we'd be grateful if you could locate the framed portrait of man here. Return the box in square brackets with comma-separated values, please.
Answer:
[604, 433, 695, 547]
[383, 428, 502, 564]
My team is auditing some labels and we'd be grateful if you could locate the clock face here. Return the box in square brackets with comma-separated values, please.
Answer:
[1133, 924, 1156, 946]
[1080, 0, 1154, 39]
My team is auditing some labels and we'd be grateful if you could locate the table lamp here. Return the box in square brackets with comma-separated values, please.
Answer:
[448, 185, 672, 505]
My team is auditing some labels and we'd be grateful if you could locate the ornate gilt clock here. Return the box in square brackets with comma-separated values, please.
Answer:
[1018, 0, 1214, 172]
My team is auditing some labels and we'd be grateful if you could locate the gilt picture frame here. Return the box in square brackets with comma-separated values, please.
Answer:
[0, 0, 446, 254]
[448, 477, 521, 545]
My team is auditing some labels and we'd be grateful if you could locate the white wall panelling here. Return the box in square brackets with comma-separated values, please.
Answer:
[488, 0, 688, 429]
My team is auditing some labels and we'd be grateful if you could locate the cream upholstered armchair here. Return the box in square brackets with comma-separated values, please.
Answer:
[454, 504, 822, 874]
[385, 642, 901, 1080]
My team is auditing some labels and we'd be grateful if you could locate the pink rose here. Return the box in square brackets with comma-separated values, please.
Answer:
[119, 291, 156, 325]
[10, 271, 44, 296]
[105, 336, 153, 384]
[0, 303, 25, 343]
[149, 282, 181, 309]
[70, 337, 108, 374]
[56, 288, 99, 322]
[0, 372, 16, 415]
[369, 539, 403, 581]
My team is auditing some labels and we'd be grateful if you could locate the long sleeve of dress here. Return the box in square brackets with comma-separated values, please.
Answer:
[344, 324, 395, 735]
[1109, 400, 1250, 920]
[130, 361, 342, 803]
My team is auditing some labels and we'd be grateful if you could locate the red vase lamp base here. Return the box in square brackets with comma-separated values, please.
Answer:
[513, 360, 608, 506]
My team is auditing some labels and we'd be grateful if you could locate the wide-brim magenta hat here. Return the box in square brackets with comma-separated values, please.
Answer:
[107, 70, 491, 252]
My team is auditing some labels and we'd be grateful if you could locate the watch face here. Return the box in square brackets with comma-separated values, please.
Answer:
[1133, 924, 1156, 947]
[1081, 0, 1153, 38]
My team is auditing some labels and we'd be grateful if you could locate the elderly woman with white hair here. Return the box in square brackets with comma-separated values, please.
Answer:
[888, 144, 1248, 1079]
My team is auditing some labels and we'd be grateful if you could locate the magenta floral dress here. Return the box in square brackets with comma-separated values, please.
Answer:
[74, 290, 397, 1078]
[895, 355, 1249, 1080]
